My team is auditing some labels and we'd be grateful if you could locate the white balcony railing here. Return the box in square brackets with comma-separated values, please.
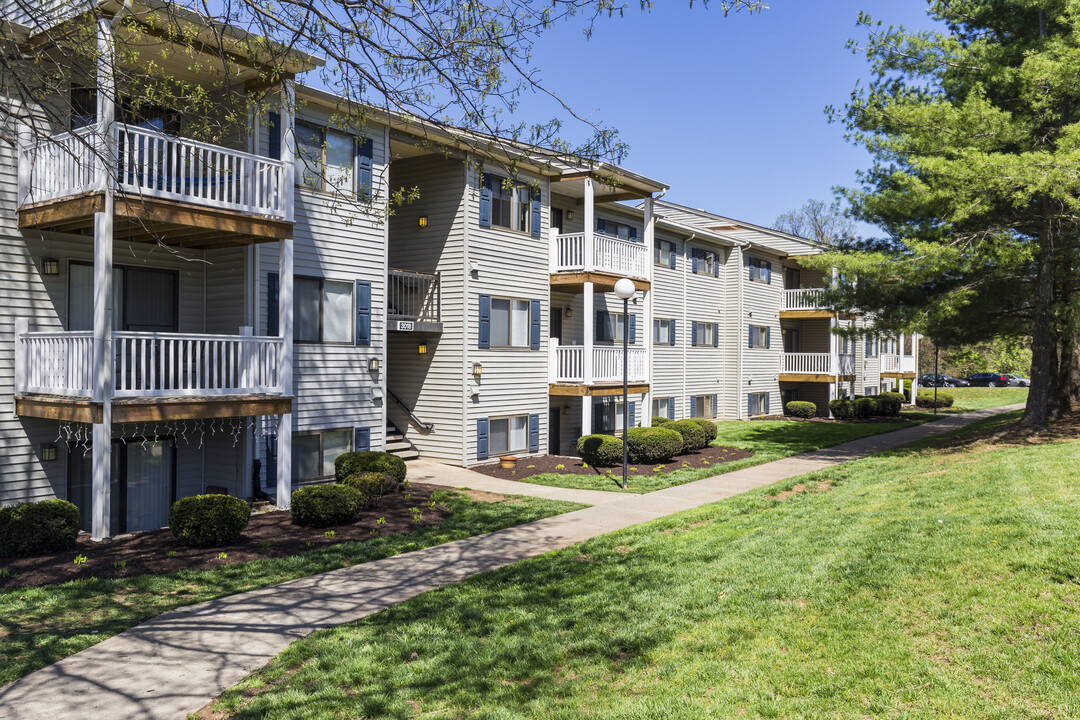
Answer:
[881, 354, 901, 373]
[781, 352, 833, 374]
[549, 343, 648, 384]
[783, 288, 829, 311]
[19, 122, 286, 220]
[551, 230, 650, 281]
[15, 328, 284, 399]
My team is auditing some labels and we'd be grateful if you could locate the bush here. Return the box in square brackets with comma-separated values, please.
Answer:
[169, 494, 250, 548]
[0, 499, 81, 557]
[785, 401, 818, 419]
[874, 392, 906, 417]
[652, 416, 671, 426]
[666, 419, 709, 453]
[576, 434, 625, 467]
[341, 472, 397, 509]
[691, 418, 719, 444]
[334, 451, 407, 484]
[829, 399, 854, 419]
[916, 392, 955, 409]
[626, 427, 683, 464]
[290, 484, 363, 527]
[854, 397, 879, 418]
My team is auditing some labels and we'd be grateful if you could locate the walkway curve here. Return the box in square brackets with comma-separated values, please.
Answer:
[0, 405, 1023, 720]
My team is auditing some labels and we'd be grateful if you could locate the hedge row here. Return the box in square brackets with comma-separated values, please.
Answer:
[576, 418, 718, 466]
[829, 391, 911, 419]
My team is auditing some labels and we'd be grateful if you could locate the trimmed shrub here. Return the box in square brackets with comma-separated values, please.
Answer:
[652, 416, 671, 426]
[341, 472, 396, 509]
[290, 484, 363, 527]
[785, 401, 818, 419]
[916, 392, 955, 409]
[874, 392, 906, 417]
[666, 419, 709, 453]
[576, 434, 625, 467]
[0, 499, 81, 557]
[169, 494, 250, 548]
[854, 396, 879, 418]
[334, 451, 407, 484]
[691, 418, 719, 444]
[626, 427, 683, 464]
[828, 399, 854, 419]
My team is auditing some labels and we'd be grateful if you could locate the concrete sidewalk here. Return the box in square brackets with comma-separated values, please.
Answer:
[0, 404, 1022, 720]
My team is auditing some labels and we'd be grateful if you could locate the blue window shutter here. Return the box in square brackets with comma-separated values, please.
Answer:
[264, 433, 277, 487]
[670, 245, 677, 270]
[628, 227, 638, 243]
[477, 419, 489, 460]
[765, 393, 771, 415]
[691, 320, 698, 347]
[713, 253, 720, 278]
[629, 402, 636, 428]
[669, 319, 676, 346]
[713, 325, 719, 348]
[356, 137, 374, 201]
[268, 112, 280, 160]
[765, 261, 772, 284]
[353, 427, 371, 452]
[628, 314, 636, 344]
[530, 187, 542, 238]
[530, 299, 541, 350]
[748, 326, 754, 348]
[747, 255, 754, 281]
[267, 272, 279, 336]
[592, 399, 604, 434]
[747, 394, 753, 416]
[597, 218, 606, 234]
[528, 413, 540, 453]
[765, 327, 771, 349]
[595, 310, 608, 342]
[479, 178, 491, 228]
[478, 294, 491, 348]
[712, 394, 718, 418]
[668, 397, 675, 420]
[691, 248, 699, 274]
[355, 280, 371, 346]
[690, 396, 697, 418]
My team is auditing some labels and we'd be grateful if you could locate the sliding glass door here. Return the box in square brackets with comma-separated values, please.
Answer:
[69, 439, 176, 534]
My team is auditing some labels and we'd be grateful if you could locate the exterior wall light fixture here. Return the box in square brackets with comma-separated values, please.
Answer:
[418, 216, 428, 228]
[41, 258, 60, 275]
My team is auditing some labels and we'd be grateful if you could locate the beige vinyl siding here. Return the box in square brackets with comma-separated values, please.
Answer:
[682, 241, 727, 419]
[742, 249, 783, 415]
[204, 247, 247, 334]
[647, 231, 685, 421]
[386, 155, 467, 463]
[463, 163, 550, 465]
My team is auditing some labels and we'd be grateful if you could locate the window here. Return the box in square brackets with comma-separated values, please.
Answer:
[294, 429, 352, 481]
[485, 175, 534, 233]
[748, 392, 768, 416]
[865, 336, 878, 357]
[694, 249, 718, 276]
[599, 311, 629, 343]
[490, 416, 528, 455]
[749, 325, 770, 349]
[653, 318, 674, 345]
[70, 86, 97, 130]
[490, 297, 531, 348]
[881, 381, 892, 393]
[864, 386, 875, 397]
[692, 395, 716, 419]
[595, 401, 632, 434]
[550, 207, 564, 233]
[653, 397, 671, 419]
[748, 256, 772, 283]
[294, 121, 369, 195]
[655, 239, 676, 266]
[782, 328, 800, 353]
[695, 322, 716, 347]
[597, 218, 638, 242]
[295, 276, 353, 343]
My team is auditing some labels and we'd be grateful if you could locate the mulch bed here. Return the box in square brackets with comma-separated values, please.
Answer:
[472, 445, 754, 481]
[0, 483, 449, 590]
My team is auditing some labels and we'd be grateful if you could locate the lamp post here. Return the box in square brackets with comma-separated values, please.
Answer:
[614, 278, 636, 489]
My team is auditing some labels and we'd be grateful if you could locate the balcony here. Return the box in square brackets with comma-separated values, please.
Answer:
[779, 352, 856, 381]
[387, 269, 442, 333]
[880, 353, 918, 378]
[549, 343, 649, 395]
[17, 122, 291, 248]
[550, 230, 650, 288]
[781, 289, 834, 318]
[14, 325, 291, 423]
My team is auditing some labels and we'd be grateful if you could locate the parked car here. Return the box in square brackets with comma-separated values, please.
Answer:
[1003, 373, 1030, 387]
[918, 373, 970, 388]
[966, 372, 1011, 387]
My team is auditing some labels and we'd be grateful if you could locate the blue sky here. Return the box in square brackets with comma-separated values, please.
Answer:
[515, 1, 943, 232]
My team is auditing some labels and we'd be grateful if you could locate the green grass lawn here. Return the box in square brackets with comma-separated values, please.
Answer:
[206, 410, 1080, 719]
[0, 490, 581, 685]
[520, 418, 921, 494]
[918, 386, 1029, 411]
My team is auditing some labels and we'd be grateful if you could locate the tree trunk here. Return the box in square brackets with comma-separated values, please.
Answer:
[1023, 208, 1056, 427]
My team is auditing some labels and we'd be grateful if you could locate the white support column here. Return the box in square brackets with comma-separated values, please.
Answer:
[91, 17, 117, 542]
[642, 196, 655, 428]
[17, 125, 30, 206]
[582, 280, 594, 385]
[582, 178, 594, 272]
[13, 318, 27, 394]
[276, 78, 295, 508]
[581, 395, 593, 437]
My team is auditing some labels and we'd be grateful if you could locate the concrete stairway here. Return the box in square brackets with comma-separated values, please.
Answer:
[385, 420, 420, 461]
